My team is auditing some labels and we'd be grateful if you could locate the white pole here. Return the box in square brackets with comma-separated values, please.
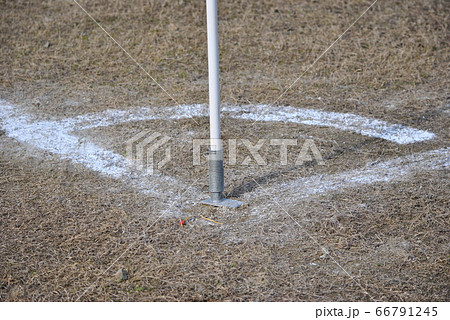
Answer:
[205, 0, 224, 202]
[202, 0, 243, 208]
[206, 0, 221, 152]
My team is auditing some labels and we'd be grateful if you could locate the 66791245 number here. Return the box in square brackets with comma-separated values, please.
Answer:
[375, 307, 437, 317]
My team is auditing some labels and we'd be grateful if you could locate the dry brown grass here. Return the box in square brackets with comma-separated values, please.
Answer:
[1, 1, 449, 113]
[0, 0, 449, 301]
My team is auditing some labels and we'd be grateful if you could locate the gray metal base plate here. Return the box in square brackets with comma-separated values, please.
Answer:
[201, 197, 243, 208]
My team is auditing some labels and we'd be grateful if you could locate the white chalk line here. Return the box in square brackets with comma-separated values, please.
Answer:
[228, 105, 435, 145]
[2, 100, 445, 303]
[0, 101, 204, 203]
[245, 148, 449, 218]
[0, 100, 442, 210]
[58, 104, 434, 144]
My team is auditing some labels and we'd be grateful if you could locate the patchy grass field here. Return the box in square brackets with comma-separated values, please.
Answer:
[0, 0, 449, 301]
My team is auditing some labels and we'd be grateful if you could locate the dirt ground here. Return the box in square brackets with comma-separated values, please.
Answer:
[0, 0, 449, 301]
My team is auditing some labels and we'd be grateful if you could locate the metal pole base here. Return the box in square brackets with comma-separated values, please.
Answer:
[202, 149, 244, 208]
[201, 197, 243, 208]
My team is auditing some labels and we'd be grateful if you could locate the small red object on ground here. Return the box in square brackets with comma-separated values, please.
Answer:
[179, 220, 186, 226]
